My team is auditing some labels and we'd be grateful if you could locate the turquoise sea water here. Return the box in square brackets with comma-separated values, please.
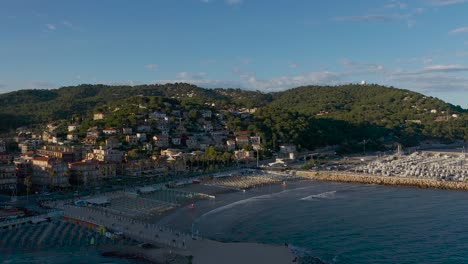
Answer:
[190, 181, 468, 264]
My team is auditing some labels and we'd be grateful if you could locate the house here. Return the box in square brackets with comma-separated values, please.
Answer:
[125, 135, 139, 145]
[50, 136, 59, 144]
[279, 144, 297, 153]
[87, 147, 124, 163]
[203, 122, 214, 132]
[46, 123, 59, 132]
[124, 159, 163, 177]
[67, 134, 78, 141]
[0, 163, 16, 190]
[103, 128, 118, 135]
[143, 142, 153, 151]
[137, 124, 152, 133]
[235, 131, 250, 137]
[69, 160, 116, 185]
[149, 111, 167, 119]
[87, 128, 100, 138]
[161, 148, 183, 157]
[105, 137, 120, 149]
[435, 116, 448, 122]
[235, 136, 250, 147]
[234, 150, 255, 161]
[68, 124, 81, 132]
[153, 134, 170, 148]
[186, 136, 199, 149]
[122, 127, 133, 135]
[31, 156, 70, 187]
[226, 139, 236, 151]
[279, 144, 297, 159]
[171, 137, 181, 146]
[136, 133, 147, 142]
[430, 109, 437, 114]
[36, 145, 75, 163]
[201, 110, 212, 119]
[18, 141, 38, 154]
[250, 136, 261, 145]
[84, 136, 98, 145]
[93, 112, 105, 120]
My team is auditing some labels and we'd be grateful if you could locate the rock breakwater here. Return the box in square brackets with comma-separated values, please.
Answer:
[296, 171, 468, 190]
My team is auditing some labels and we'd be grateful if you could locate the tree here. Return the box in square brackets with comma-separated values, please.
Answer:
[24, 176, 32, 201]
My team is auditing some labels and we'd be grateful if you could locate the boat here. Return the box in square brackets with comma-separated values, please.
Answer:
[188, 203, 195, 209]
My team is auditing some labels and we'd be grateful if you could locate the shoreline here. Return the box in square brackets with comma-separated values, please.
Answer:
[295, 170, 468, 191]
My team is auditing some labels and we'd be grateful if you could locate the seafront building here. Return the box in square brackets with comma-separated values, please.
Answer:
[31, 156, 70, 188]
[0, 163, 16, 190]
[68, 160, 117, 185]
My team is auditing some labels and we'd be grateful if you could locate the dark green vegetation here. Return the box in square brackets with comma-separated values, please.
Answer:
[1, 83, 466, 151]
[252, 84, 468, 151]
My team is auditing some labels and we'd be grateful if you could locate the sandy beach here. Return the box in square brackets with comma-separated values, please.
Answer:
[189, 240, 295, 264]
[98, 240, 295, 264]
[59, 172, 298, 264]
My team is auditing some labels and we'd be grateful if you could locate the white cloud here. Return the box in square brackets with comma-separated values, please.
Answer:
[423, 64, 468, 72]
[145, 64, 159, 71]
[200, 59, 217, 65]
[340, 58, 386, 73]
[333, 15, 394, 22]
[455, 51, 468, 57]
[46, 24, 56, 31]
[62, 20, 73, 27]
[432, 0, 468, 6]
[384, 1, 408, 9]
[153, 79, 244, 89]
[388, 72, 468, 93]
[450, 26, 468, 34]
[288, 62, 299, 69]
[226, 0, 243, 5]
[177, 72, 207, 80]
[415, 7, 425, 13]
[25, 81, 57, 89]
[241, 71, 343, 92]
[239, 57, 252, 65]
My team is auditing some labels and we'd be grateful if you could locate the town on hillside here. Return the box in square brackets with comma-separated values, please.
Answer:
[0, 101, 299, 196]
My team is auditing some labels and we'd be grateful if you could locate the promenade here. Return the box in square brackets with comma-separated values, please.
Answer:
[62, 204, 295, 263]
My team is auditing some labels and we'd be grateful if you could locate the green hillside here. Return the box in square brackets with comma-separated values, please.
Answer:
[254, 84, 467, 149]
[0, 83, 270, 132]
[0, 83, 466, 150]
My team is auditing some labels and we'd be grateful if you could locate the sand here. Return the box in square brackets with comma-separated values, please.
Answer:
[188, 239, 295, 264]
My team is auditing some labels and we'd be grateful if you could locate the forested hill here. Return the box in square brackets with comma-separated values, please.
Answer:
[249, 84, 467, 150]
[0, 83, 272, 130]
[269, 84, 466, 129]
[0, 83, 466, 147]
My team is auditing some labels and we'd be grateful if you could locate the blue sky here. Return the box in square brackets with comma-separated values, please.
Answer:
[1, 0, 468, 107]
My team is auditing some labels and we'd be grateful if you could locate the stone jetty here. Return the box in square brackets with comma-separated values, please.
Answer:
[296, 170, 468, 191]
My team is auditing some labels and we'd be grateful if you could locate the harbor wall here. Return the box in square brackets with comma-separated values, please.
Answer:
[295, 170, 468, 191]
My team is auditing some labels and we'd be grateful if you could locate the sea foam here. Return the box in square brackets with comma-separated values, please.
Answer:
[299, 190, 337, 201]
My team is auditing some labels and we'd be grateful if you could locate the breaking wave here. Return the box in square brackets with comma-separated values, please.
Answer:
[299, 191, 337, 201]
